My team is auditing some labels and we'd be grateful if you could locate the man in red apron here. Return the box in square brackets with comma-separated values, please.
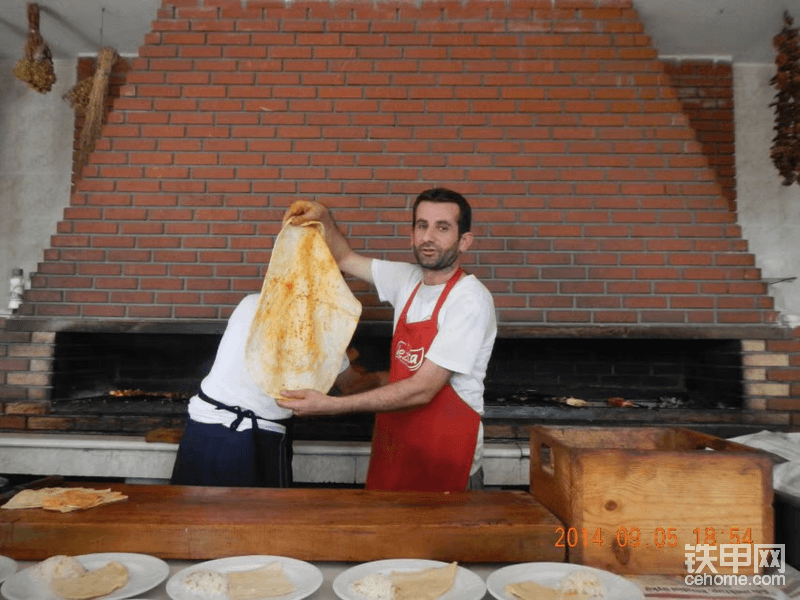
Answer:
[278, 188, 497, 492]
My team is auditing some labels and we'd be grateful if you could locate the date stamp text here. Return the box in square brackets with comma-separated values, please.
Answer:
[554, 526, 755, 549]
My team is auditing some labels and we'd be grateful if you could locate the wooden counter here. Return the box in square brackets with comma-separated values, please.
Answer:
[0, 484, 565, 563]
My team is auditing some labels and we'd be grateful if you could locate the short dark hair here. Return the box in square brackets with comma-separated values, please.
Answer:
[412, 188, 472, 237]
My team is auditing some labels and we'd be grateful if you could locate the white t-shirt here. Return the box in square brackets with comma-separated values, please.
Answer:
[187, 294, 349, 433]
[371, 260, 498, 475]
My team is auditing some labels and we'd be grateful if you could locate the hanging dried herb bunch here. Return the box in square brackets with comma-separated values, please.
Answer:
[63, 76, 95, 111]
[13, 3, 56, 93]
[64, 53, 127, 112]
[74, 47, 119, 178]
[770, 11, 800, 186]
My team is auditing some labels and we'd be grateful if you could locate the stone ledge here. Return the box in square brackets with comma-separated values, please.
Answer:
[0, 433, 530, 487]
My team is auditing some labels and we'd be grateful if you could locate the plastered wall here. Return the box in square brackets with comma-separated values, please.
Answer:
[735, 63, 800, 326]
[0, 58, 76, 315]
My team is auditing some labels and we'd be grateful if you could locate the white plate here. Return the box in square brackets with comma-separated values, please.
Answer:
[486, 563, 644, 600]
[0, 552, 169, 600]
[333, 559, 486, 600]
[166, 555, 323, 600]
[0, 555, 18, 583]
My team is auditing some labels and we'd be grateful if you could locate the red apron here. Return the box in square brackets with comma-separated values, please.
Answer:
[365, 268, 481, 492]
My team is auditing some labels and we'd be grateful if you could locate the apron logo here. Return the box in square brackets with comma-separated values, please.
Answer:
[395, 341, 425, 371]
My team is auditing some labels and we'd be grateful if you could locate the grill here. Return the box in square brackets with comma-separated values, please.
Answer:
[43, 327, 769, 441]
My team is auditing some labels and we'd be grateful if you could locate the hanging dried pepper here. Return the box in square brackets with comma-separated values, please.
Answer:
[770, 11, 800, 186]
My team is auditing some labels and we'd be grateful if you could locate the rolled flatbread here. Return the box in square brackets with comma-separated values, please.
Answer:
[245, 221, 362, 398]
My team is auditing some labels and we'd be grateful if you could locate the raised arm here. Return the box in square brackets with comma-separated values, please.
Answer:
[284, 200, 373, 283]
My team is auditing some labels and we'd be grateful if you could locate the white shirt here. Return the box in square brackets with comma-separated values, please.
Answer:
[188, 294, 349, 433]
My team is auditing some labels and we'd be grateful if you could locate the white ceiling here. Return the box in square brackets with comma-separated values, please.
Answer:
[0, 0, 798, 63]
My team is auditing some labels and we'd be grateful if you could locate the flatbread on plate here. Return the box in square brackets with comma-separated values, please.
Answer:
[390, 562, 458, 600]
[227, 562, 295, 599]
[506, 570, 607, 600]
[50, 561, 130, 600]
[245, 221, 361, 398]
[505, 580, 563, 600]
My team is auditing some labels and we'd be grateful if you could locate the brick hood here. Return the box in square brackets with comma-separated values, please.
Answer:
[20, 0, 780, 330]
[3, 0, 800, 436]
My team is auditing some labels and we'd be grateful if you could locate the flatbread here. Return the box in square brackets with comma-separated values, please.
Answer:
[42, 489, 127, 512]
[1, 488, 65, 509]
[390, 562, 458, 600]
[50, 561, 130, 600]
[227, 562, 295, 599]
[2, 487, 127, 512]
[505, 580, 563, 600]
[1, 487, 127, 513]
[506, 570, 607, 600]
[245, 221, 362, 398]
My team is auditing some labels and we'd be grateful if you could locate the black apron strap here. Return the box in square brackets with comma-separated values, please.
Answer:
[197, 389, 291, 432]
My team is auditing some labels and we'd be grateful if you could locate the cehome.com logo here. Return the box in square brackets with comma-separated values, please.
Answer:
[684, 544, 786, 587]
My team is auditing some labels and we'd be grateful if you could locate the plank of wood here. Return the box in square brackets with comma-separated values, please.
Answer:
[0, 484, 566, 563]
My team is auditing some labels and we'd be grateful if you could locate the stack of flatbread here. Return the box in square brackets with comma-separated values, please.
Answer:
[245, 221, 362, 399]
[1, 487, 127, 512]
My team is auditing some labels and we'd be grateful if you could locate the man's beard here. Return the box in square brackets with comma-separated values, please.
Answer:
[413, 242, 460, 271]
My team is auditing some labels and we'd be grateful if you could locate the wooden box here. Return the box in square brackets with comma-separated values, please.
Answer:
[529, 427, 774, 575]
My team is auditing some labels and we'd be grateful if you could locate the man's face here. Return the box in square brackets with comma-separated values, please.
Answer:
[412, 201, 472, 271]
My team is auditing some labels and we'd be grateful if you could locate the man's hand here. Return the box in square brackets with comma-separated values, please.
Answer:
[278, 359, 452, 417]
[281, 199, 374, 283]
[276, 389, 345, 417]
[283, 200, 328, 226]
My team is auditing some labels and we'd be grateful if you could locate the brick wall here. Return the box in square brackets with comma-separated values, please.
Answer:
[0, 320, 55, 430]
[765, 330, 800, 428]
[1, 0, 799, 432]
[662, 60, 736, 210]
[22, 0, 778, 326]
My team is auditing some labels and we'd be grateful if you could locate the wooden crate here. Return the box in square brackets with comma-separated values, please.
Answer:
[529, 427, 774, 575]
